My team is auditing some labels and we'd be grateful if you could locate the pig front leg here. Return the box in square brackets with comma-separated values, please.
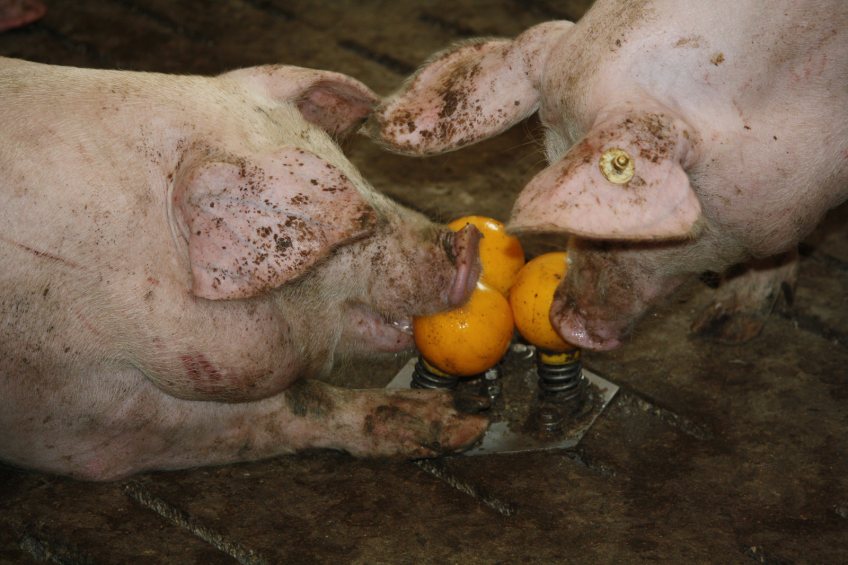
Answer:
[0, 0, 45, 32]
[691, 250, 798, 344]
[63, 378, 489, 481]
[284, 381, 490, 459]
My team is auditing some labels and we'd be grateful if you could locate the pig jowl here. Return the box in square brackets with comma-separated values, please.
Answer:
[0, 57, 487, 481]
[363, 0, 848, 350]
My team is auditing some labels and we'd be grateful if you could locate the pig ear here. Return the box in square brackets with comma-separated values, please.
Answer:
[362, 21, 572, 156]
[221, 66, 380, 136]
[178, 147, 378, 300]
[510, 106, 702, 240]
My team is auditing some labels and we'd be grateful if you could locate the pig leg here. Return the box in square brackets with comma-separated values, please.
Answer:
[0, 0, 45, 32]
[277, 380, 490, 460]
[691, 250, 798, 344]
[36, 376, 489, 481]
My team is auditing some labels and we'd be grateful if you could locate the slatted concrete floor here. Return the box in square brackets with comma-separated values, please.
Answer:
[1, 1, 847, 563]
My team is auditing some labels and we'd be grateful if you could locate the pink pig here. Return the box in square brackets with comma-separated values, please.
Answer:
[0, 57, 489, 481]
[364, 0, 848, 350]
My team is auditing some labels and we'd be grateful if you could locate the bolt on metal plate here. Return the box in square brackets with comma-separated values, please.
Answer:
[387, 346, 619, 456]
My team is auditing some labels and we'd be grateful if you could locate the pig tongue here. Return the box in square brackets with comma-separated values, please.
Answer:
[448, 224, 482, 307]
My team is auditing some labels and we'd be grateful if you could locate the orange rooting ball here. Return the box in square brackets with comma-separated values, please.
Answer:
[509, 252, 576, 353]
[413, 281, 514, 376]
[447, 216, 525, 296]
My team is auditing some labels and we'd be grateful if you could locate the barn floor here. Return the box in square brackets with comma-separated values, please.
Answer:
[1, 1, 846, 564]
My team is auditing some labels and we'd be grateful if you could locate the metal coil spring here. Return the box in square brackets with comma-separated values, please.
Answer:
[411, 357, 459, 390]
[537, 356, 585, 400]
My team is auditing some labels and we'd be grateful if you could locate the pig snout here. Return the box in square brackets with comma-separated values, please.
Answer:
[337, 222, 481, 357]
[547, 252, 632, 351]
[548, 240, 690, 351]
[549, 289, 630, 351]
[448, 223, 482, 307]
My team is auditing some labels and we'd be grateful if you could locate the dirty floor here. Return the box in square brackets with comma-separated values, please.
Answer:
[1, 1, 846, 563]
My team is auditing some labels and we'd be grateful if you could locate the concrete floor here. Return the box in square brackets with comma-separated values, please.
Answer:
[1, 1, 846, 563]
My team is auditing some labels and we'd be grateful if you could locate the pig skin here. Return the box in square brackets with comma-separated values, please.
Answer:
[363, 0, 848, 350]
[0, 57, 488, 481]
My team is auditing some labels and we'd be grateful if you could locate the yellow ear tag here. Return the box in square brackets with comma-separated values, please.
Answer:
[599, 148, 635, 184]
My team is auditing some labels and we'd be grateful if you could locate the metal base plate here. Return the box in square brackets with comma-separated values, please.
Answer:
[387, 346, 618, 456]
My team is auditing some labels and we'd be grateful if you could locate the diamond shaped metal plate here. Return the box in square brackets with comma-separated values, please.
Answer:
[387, 345, 618, 456]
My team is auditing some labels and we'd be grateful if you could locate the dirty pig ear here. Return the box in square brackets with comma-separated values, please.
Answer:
[221, 66, 380, 136]
[177, 147, 378, 300]
[510, 106, 702, 240]
[362, 21, 572, 156]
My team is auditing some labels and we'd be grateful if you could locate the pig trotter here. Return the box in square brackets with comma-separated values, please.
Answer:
[691, 250, 798, 344]
[452, 392, 491, 414]
[0, 0, 45, 33]
[339, 387, 490, 460]
[691, 301, 771, 344]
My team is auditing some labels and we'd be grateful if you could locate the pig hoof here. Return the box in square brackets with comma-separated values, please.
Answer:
[692, 252, 798, 345]
[452, 392, 492, 414]
[691, 302, 767, 344]
[348, 389, 490, 460]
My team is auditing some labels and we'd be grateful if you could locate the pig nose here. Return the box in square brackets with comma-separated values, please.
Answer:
[448, 224, 482, 306]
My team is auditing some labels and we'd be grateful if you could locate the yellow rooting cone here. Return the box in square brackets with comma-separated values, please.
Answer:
[413, 281, 514, 376]
[509, 252, 577, 353]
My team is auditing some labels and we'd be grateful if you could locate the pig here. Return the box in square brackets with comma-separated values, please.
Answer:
[0, 57, 490, 481]
[362, 0, 848, 350]
[0, 0, 45, 33]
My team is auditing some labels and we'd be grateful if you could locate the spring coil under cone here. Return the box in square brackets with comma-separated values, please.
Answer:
[411, 356, 459, 390]
[536, 349, 585, 401]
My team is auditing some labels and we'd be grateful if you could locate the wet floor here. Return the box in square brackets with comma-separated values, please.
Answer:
[1, 1, 847, 563]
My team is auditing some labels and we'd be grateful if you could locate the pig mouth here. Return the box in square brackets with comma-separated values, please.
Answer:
[342, 224, 481, 355]
[386, 317, 414, 335]
[550, 295, 629, 351]
[552, 308, 626, 351]
[347, 303, 416, 354]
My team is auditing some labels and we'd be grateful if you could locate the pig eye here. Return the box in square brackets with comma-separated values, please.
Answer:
[599, 148, 635, 184]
